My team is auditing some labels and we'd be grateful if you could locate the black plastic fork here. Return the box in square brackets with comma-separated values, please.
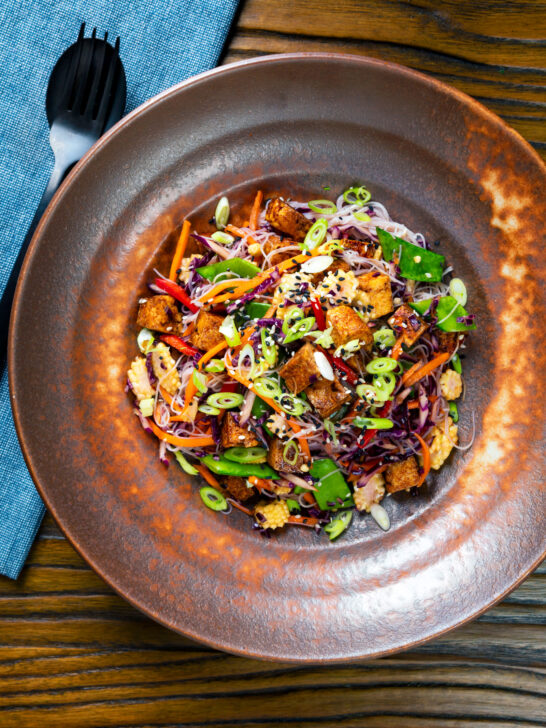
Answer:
[0, 24, 126, 370]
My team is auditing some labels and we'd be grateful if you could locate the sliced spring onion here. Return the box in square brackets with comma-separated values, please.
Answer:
[198, 403, 221, 416]
[224, 447, 267, 464]
[451, 353, 462, 374]
[237, 344, 256, 378]
[300, 254, 334, 274]
[253, 377, 282, 399]
[449, 277, 467, 306]
[343, 186, 371, 205]
[192, 369, 208, 394]
[287, 498, 301, 513]
[282, 440, 300, 465]
[139, 397, 155, 418]
[219, 315, 241, 347]
[260, 328, 278, 367]
[308, 326, 334, 348]
[303, 218, 328, 250]
[211, 231, 235, 246]
[282, 306, 305, 335]
[324, 510, 352, 540]
[370, 503, 390, 531]
[200, 486, 227, 511]
[323, 419, 339, 445]
[449, 401, 459, 423]
[373, 372, 396, 400]
[137, 328, 155, 354]
[366, 357, 398, 374]
[356, 383, 379, 403]
[334, 338, 361, 358]
[354, 211, 371, 222]
[204, 358, 225, 373]
[214, 196, 230, 229]
[175, 451, 198, 475]
[373, 327, 396, 349]
[283, 316, 315, 344]
[277, 393, 308, 416]
[308, 199, 338, 214]
[353, 416, 394, 430]
[313, 350, 334, 381]
[206, 392, 244, 409]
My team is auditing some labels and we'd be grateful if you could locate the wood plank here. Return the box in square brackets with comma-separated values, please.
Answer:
[236, 0, 546, 67]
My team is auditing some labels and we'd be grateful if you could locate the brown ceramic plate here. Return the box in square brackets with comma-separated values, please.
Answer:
[10, 54, 546, 662]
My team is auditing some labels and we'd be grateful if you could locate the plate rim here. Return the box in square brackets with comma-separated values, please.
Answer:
[9, 52, 546, 663]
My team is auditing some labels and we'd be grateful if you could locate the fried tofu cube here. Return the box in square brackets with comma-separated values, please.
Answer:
[342, 239, 380, 259]
[248, 235, 296, 266]
[357, 272, 394, 320]
[388, 304, 428, 347]
[436, 330, 460, 355]
[189, 310, 225, 351]
[222, 476, 254, 502]
[220, 413, 259, 448]
[278, 342, 323, 394]
[326, 305, 373, 351]
[136, 295, 182, 334]
[265, 198, 312, 241]
[267, 437, 310, 474]
[315, 269, 360, 307]
[385, 456, 420, 493]
[306, 375, 352, 418]
[311, 257, 350, 285]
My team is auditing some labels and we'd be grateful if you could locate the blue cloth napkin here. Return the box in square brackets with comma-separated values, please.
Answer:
[0, 0, 239, 579]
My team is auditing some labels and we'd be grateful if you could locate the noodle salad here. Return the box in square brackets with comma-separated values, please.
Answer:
[127, 187, 476, 538]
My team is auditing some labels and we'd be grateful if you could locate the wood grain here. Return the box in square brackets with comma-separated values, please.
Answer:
[1, 1, 545, 725]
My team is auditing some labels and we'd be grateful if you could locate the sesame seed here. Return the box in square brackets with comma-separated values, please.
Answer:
[425, 272, 432, 279]
[413, 255, 422, 263]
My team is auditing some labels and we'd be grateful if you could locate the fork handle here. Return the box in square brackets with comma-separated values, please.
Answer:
[0, 161, 68, 373]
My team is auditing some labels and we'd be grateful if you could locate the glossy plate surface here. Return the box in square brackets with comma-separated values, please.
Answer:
[11, 54, 546, 662]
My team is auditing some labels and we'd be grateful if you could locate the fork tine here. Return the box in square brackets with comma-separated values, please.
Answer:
[60, 24, 86, 109]
[71, 32, 95, 113]
[95, 36, 120, 131]
[84, 33, 108, 119]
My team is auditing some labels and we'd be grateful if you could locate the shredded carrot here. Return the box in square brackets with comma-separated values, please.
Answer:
[159, 386, 185, 415]
[224, 224, 258, 246]
[181, 321, 195, 337]
[407, 394, 437, 410]
[404, 352, 449, 388]
[287, 515, 320, 527]
[414, 432, 431, 487]
[390, 337, 404, 360]
[147, 420, 214, 448]
[184, 378, 198, 407]
[229, 500, 253, 516]
[194, 463, 221, 488]
[401, 360, 423, 386]
[196, 341, 227, 370]
[169, 219, 191, 281]
[249, 190, 263, 231]
[198, 277, 247, 303]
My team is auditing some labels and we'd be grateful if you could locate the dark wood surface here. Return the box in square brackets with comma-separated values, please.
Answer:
[1, 2, 544, 725]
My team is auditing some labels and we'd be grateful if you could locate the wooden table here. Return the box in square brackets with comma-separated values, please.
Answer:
[1, 2, 544, 725]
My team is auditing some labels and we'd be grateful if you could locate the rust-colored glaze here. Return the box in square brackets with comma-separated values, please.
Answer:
[9, 55, 546, 662]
